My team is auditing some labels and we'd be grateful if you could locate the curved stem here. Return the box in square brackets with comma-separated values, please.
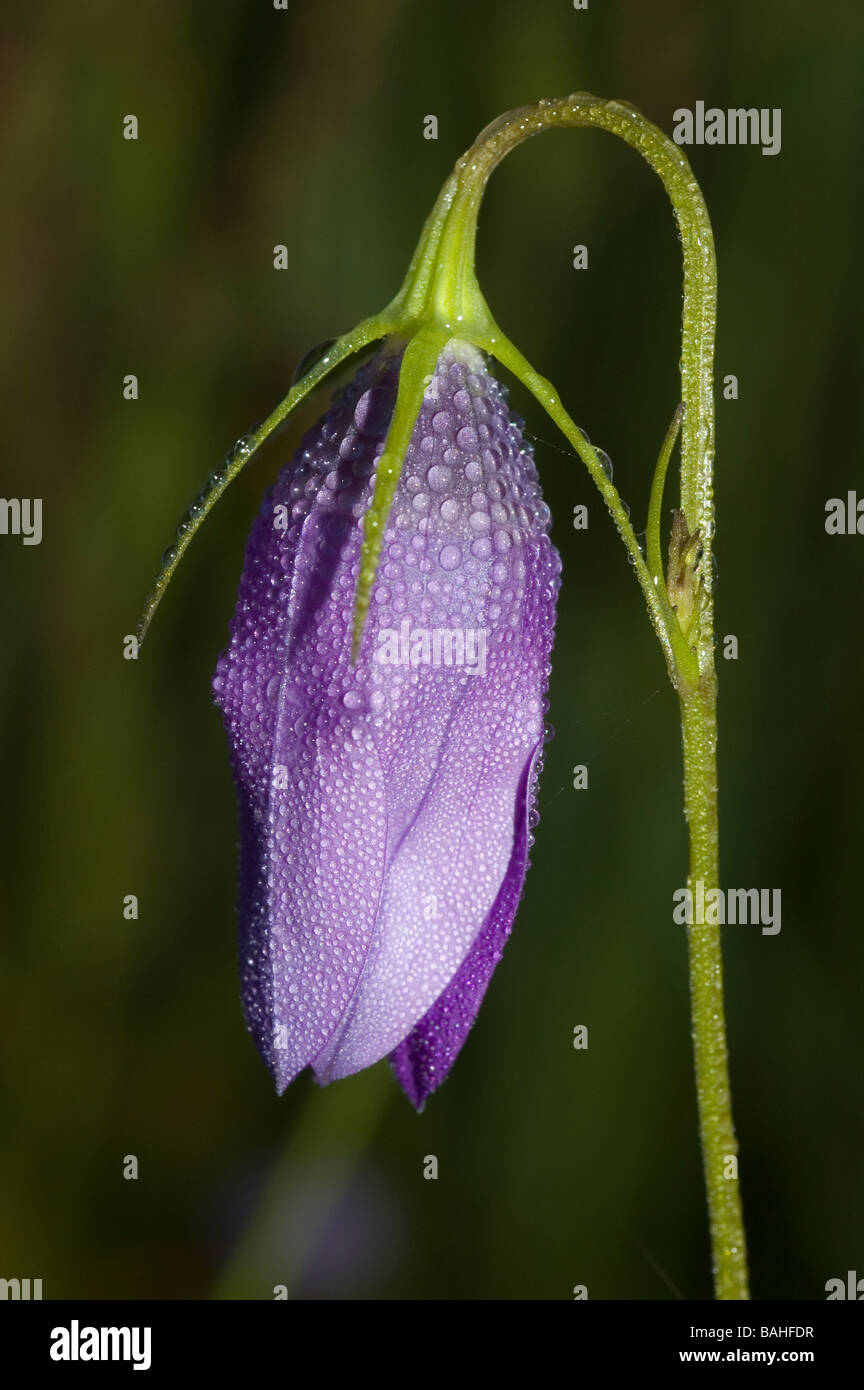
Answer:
[405, 94, 745, 1298]
[485, 331, 696, 686]
[421, 95, 717, 662]
[141, 91, 749, 1299]
[137, 310, 397, 643]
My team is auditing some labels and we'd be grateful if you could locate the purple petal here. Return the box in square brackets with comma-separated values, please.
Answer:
[388, 747, 538, 1109]
[214, 339, 560, 1100]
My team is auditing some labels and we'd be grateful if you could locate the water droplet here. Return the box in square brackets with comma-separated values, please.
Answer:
[338, 431, 365, 462]
[439, 544, 461, 571]
[231, 435, 255, 462]
[266, 675, 281, 705]
[465, 459, 483, 484]
[354, 386, 393, 438]
[596, 448, 613, 481]
[426, 464, 452, 492]
[292, 339, 336, 385]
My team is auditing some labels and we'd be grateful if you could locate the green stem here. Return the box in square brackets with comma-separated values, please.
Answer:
[389, 93, 745, 1298]
[441, 94, 719, 667]
[139, 92, 749, 1299]
[136, 310, 399, 643]
[646, 403, 685, 591]
[680, 680, 749, 1299]
[352, 325, 449, 658]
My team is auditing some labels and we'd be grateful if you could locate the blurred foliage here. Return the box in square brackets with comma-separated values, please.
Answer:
[0, 0, 862, 1299]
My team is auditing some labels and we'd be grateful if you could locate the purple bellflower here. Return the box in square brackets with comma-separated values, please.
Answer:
[212, 339, 560, 1107]
[140, 93, 742, 1297]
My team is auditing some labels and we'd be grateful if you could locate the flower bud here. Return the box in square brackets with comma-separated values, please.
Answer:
[213, 338, 560, 1106]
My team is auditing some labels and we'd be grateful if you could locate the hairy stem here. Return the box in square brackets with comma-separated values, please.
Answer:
[432, 94, 745, 1296]
[680, 677, 748, 1299]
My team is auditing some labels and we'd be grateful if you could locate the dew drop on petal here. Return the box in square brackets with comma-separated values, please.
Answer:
[354, 386, 393, 438]
[426, 464, 452, 492]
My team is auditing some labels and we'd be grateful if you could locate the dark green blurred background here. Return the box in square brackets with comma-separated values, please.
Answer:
[1, 0, 861, 1300]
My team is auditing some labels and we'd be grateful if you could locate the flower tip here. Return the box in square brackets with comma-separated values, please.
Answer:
[393, 1067, 428, 1113]
[269, 1058, 292, 1098]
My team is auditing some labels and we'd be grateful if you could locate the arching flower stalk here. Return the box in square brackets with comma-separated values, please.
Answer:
[139, 94, 748, 1300]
